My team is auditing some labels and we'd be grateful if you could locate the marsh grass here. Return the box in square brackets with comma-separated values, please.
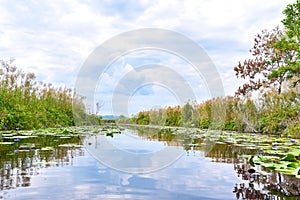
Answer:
[0, 59, 95, 130]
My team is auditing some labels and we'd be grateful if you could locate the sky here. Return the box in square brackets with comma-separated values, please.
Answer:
[0, 0, 295, 116]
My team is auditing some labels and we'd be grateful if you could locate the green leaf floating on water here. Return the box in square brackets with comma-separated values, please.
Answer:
[260, 162, 276, 169]
[12, 135, 37, 139]
[253, 155, 280, 163]
[287, 162, 299, 168]
[58, 144, 82, 148]
[0, 142, 14, 145]
[62, 129, 70, 134]
[289, 149, 300, 156]
[60, 136, 72, 139]
[33, 161, 57, 165]
[250, 153, 300, 179]
[2, 134, 15, 137]
[264, 149, 286, 155]
[256, 145, 272, 150]
[19, 143, 36, 149]
[281, 153, 298, 162]
[40, 147, 55, 151]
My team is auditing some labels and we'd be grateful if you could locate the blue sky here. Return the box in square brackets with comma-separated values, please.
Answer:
[0, 0, 295, 116]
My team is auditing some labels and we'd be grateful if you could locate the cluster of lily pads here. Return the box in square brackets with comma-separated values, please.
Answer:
[0, 127, 83, 149]
[0, 127, 86, 166]
[151, 125, 300, 179]
[65, 125, 124, 137]
[0, 125, 124, 147]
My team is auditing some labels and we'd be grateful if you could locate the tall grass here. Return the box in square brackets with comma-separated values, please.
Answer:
[0, 59, 91, 130]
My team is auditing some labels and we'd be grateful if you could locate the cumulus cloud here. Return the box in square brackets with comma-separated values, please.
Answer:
[0, 0, 294, 115]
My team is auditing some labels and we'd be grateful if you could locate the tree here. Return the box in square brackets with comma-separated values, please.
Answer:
[182, 101, 193, 126]
[283, 0, 300, 42]
[282, 0, 300, 86]
[234, 26, 298, 95]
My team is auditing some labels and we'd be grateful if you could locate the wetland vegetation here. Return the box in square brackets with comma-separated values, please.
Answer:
[0, 1, 299, 199]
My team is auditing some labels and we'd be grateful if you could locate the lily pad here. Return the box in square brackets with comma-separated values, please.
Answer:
[40, 147, 55, 151]
[260, 162, 276, 169]
[60, 136, 72, 139]
[287, 162, 299, 168]
[264, 149, 286, 155]
[215, 141, 226, 145]
[33, 161, 57, 165]
[58, 144, 82, 148]
[233, 143, 248, 147]
[289, 149, 300, 156]
[0, 142, 14, 145]
[257, 145, 272, 150]
[12, 136, 32, 139]
[2, 134, 15, 137]
[19, 143, 35, 150]
[281, 153, 298, 162]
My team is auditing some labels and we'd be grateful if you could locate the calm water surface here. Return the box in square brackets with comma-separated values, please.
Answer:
[0, 127, 299, 200]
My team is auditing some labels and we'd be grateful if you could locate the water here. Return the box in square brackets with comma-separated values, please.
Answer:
[0, 127, 299, 199]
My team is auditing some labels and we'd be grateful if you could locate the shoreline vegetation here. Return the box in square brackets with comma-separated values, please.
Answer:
[119, 88, 299, 138]
[0, 59, 98, 131]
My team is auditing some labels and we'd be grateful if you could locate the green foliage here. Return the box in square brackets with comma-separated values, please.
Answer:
[284, 120, 300, 137]
[258, 90, 298, 133]
[282, 0, 300, 42]
[234, 27, 298, 95]
[136, 112, 150, 125]
[165, 106, 181, 126]
[282, 0, 300, 86]
[0, 59, 94, 130]
[148, 108, 166, 125]
[198, 99, 212, 129]
[182, 101, 193, 125]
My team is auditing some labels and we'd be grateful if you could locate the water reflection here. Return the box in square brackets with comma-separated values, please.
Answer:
[0, 135, 83, 192]
[232, 162, 300, 199]
[126, 126, 300, 198]
[84, 132, 184, 173]
[0, 127, 299, 199]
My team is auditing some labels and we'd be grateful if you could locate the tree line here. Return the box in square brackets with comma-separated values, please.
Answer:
[120, 1, 300, 137]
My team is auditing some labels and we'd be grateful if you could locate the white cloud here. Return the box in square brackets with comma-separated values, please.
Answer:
[0, 0, 295, 114]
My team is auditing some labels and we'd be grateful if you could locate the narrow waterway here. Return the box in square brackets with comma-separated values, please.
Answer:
[0, 127, 299, 199]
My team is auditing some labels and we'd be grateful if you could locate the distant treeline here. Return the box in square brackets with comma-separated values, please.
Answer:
[119, 87, 299, 137]
[0, 59, 97, 130]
